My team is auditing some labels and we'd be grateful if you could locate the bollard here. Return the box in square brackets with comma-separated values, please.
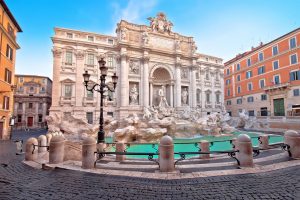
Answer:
[25, 137, 38, 161]
[199, 140, 210, 159]
[259, 135, 269, 150]
[49, 136, 65, 164]
[284, 130, 300, 159]
[159, 135, 175, 172]
[38, 135, 48, 153]
[82, 137, 96, 169]
[116, 142, 126, 162]
[231, 138, 237, 151]
[236, 134, 254, 167]
[46, 133, 52, 146]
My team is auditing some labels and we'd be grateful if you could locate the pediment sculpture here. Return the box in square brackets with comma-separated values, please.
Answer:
[147, 12, 173, 34]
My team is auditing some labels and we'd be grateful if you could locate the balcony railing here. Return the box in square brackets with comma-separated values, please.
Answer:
[83, 97, 97, 106]
[263, 82, 290, 91]
[59, 96, 75, 106]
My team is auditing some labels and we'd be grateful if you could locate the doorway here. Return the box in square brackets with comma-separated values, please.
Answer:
[273, 98, 285, 116]
[27, 117, 33, 127]
[0, 122, 3, 139]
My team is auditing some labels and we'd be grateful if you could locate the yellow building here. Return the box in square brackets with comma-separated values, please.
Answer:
[0, 0, 22, 139]
[14, 75, 52, 129]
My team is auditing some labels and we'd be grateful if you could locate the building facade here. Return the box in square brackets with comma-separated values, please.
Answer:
[224, 28, 300, 117]
[14, 75, 52, 129]
[50, 13, 224, 123]
[0, 0, 22, 139]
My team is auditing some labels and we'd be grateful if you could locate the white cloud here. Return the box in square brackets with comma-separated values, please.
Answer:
[111, 0, 157, 25]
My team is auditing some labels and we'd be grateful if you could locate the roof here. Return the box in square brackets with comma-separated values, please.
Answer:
[0, 0, 22, 32]
[15, 74, 52, 82]
[224, 27, 300, 66]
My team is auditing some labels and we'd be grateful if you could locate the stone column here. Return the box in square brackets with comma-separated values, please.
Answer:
[82, 137, 96, 169]
[259, 135, 269, 150]
[200, 67, 206, 109]
[159, 135, 175, 172]
[49, 136, 65, 164]
[75, 50, 85, 107]
[142, 55, 150, 107]
[211, 70, 215, 109]
[38, 135, 47, 153]
[191, 66, 197, 108]
[236, 134, 254, 167]
[51, 47, 63, 109]
[170, 84, 174, 107]
[25, 137, 38, 161]
[150, 82, 153, 106]
[284, 130, 300, 159]
[116, 142, 126, 162]
[200, 140, 210, 159]
[120, 48, 129, 107]
[175, 63, 181, 107]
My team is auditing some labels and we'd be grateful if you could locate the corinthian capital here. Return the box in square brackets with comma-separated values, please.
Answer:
[52, 47, 62, 58]
[75, 50, 85, 60]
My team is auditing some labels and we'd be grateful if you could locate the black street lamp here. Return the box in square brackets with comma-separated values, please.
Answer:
[83, 58, 118, 143]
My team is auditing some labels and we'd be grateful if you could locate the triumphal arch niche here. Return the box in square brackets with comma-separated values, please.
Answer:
[51, 12, 224, 121]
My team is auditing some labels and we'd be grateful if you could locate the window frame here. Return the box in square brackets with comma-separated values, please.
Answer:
[258, 52, 264, 62]
[290, 54, 298, 65]
[273, 60, 279, 70]
[289, 37, 297, 49]
[272, 45, 278, 56]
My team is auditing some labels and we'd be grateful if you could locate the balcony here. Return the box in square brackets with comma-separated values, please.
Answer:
[82, 97, 97, 106]
[264, 82, 290, 92]
[59, 96, 75, 106]
[61, 62, 76, 72]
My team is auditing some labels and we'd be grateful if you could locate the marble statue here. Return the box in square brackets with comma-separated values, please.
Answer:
[181, 88, 188, 105]
[120, 27, 127, 40]
[147, 12, 173, 34]
[175, 40, 181, 51]
[158, 85, 169, 108]
[143, 107, 152, 120]
[129, 84, 138, 105]
[191, 42, 197, 54]
[129, 60, 139, 74]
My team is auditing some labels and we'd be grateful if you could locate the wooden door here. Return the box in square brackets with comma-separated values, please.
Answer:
[27, 117, 33, 127]
[273, 98, 285, 116]
[0, 122, 3, 139]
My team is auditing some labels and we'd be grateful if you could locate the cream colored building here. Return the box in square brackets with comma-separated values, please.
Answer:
[50, 13, 224, 123]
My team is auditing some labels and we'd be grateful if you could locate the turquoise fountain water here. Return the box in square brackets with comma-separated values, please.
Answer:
[106, 131, 283, 159]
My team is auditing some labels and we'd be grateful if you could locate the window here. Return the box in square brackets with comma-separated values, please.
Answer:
[196, 72, 200, 79]
[258, 66, 265, 75]
[86, 112, 93, 124]
[274, 75, 280, 85]
[28, 103, 33, 109]
[290, 70, 300, 81]
[237, 98, 242, 104]
[290, 54, 297, 65]
[273, 60, 279, 70]
[248, 110, 255, 116]
[237, 74, 241, 82]
[226, 100, 231, 105]
[18, 86, 24, 93]
[6, 44, 13, 60]
[293, 89, 300, 96]
[206, 93, 210, 103]
[247, 96, 254, 102]
[4, 68, 12, 84]
[216, 93, 220, 103]
[39, 103, 42, 109]
[108, 39, 114, 44]
[19, 77, 23, 83]
[3, 96, 9, 110]
[259, 79, 265, 88]
[215, 72, 219, 81]
[87, 53, 94, 65]
[237, 86, 241, 94]
[236, 63, 240, 71]
[88, 36, 94, 41]
[18, 103, 22, 109]
[226, 68, 230, 75]
[107, 56, 113, 67]
[40, 87, 45, 93]
[272, 45, 278, 56]
[206, 71, 210, 80]
[38, 115, 43, 123]
[87, 90, 93, 98]
[226, 79, 231, 85]
[247, 82, 253, 91]
[261, 94, 267, 101]
[196, 89, 201, 103]
[227, 89, 230, 96]
[246, 71, 252, 79]
[258, 52, 264, 61]
[247, 58, 251, 67]
[29, 87, 34, 93]
[290, 37, 296, 49]
[7, 23, 14, 37]
[65, 51, 73, 64]
[64, 85, 72, 97]
[66, 33, 73, 38]
[17, 115, 22, 123]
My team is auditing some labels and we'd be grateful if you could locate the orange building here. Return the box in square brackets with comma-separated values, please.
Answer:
[224, 28, 300, 117]
[0, 0, 22, 139]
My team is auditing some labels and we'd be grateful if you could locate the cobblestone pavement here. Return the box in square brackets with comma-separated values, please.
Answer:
[0, 140, 299, 199]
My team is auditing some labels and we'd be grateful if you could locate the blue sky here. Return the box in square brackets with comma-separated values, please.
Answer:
[6, 0, 300, 79]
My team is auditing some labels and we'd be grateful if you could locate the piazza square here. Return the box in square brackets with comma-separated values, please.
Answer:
[0, 0, 300, 199]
